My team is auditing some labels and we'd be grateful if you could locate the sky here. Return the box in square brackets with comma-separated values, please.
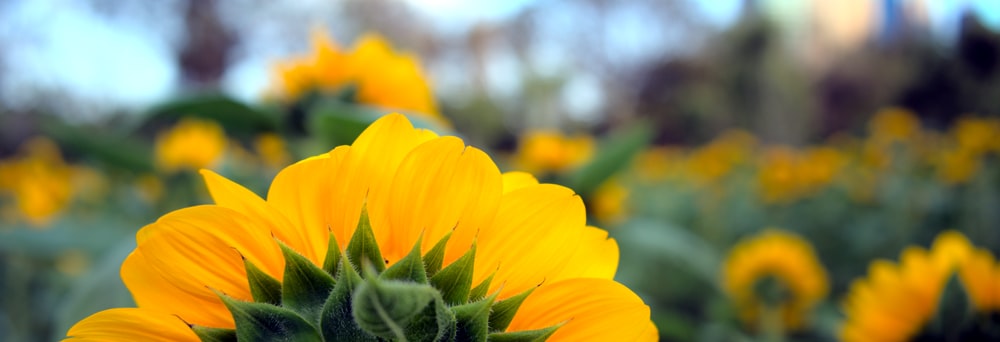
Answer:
[0, 0, 998, 119]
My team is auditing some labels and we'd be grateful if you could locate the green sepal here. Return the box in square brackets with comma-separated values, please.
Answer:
[487, 325, 560, 342]
[216, 291, 322, 342]
[452, 292, 498, 342]
[489, 287, 536, 332]
[423, 232, 452, 277]
[347, 207, 386, 274]
[321, 231, 342, 277]
[279, 241, 336, 324]
[928, 273, 974, 336]
[320, 257, 376, 341]
[469, 271, 496, 302]
[243, 258, 282, 306]
[191, 326, 237, 342]
[352, 265, 438, 340]
[380, 235, 428, 283]
[401, 293, 457, 342]
[430, 242, 476, 305]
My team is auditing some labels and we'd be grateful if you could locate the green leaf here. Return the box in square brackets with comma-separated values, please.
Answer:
[347, 206, 386, 274]
[489, 287, 536, 333]
[42, 122, 154, 172]
[423, 232, 452, 277]
[565, 120, 653, 196]
[380, 236, 428, 283]
[487, 325, 560, 342]
[243, 258, 282, 306]
[216, 292, 322, 342]
[452, 293, 498, 342]
[279, 242, 336, 323]
[322, 231, 342, 277]
[320, 257, 376, 341]
[191, 326, 237, 342]
[145, 94, 281, 137]
[352, 270, 438, 340]
[430, 242, 476, 305]
[468, 271, 496, 302]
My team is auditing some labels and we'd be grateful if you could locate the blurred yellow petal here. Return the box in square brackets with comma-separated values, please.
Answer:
[65, 308, 198, 342]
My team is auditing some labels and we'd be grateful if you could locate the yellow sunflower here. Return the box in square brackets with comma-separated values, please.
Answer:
[0, 137, 76, 227]
[841, 230, 1000, 342]
[513, 130, 595, 175]
[154, 118, 227, 173]
[722, 229, 829, 332]
[66, 114, 656, 341]
[270, 31, 447, 128]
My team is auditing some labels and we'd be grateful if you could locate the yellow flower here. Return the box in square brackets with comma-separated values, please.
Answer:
[952, 116, 1000, 156]
[869, 108, 921, 144]
[756, 146, 802, 204]
[936, 147, 981, 185]
[66, 114, 655, 341]
[514, 130, 595, 175]
[154, 118, 227, 172]
[841, 231, 1000, 341]
[633, 146, 684, 182]
[0, 137, 75, 227]
[254, 132, 292, 169]
[591, 179, 629, 224]
[722, 229, 829, 331]
[271, 31, 448, 127]
[685, 129, 756, 186]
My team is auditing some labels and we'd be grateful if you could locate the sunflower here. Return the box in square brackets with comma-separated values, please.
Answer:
[154, 118, 227, 173]
[0, 137, 77, 227]
[722, 229, 829, 332]
[270, 31, 447, 128]
[513, 130, 594, 176]
[65, 114, 656, 341]
[841, 230, 1000, 342]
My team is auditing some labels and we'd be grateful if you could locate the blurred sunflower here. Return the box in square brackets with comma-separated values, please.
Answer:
[722, 229, 829, 332]
[66, 114, 656, 341]
[0, 137, 77, 227]
[154, 118, 228, 173]
[270, 31, 447, 128]
[514, 130, 595, 175]
[841, 231, 1000, 341]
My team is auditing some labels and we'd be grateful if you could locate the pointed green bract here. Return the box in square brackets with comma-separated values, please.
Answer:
[216, 292, 322, 342]
[352, 268, 439, 340]
[322, 230, 342, 277]
[191, 326, 236, 342]
[469, 271, 496, 302]
[243, 258, 282, 306]
[279, 241, 336, 324]
[320, 257, 377, 341]
[347, 207, 386, 273]
[381, 236, 429, 283]
[430, 243, 476, 305]
[489, 287, 537, 333]
[423, 232, 452, 277]
[487, 325, 560, 342]
[452, 293, 498, 342]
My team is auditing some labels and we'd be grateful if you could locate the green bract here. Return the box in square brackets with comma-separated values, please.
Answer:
[190, 207, 559, 342]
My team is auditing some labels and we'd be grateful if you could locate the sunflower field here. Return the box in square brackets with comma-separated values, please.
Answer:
[2, 1, 1000, 342]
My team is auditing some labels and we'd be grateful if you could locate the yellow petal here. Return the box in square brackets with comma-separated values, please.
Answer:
[546, 226, 619, 280]
[129, 206, 283, 318]
[65, 308, 198, 342]
[121, 250, 234, 328]
[327, 113, 437, 247]
[200, 170, 315, 263]
[477, 184, 587, 298]
[266, 147, 349, 257]
[501, 171, 538, 194]
[506, 278, 653, 341]
[369, 137, 502, 264]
